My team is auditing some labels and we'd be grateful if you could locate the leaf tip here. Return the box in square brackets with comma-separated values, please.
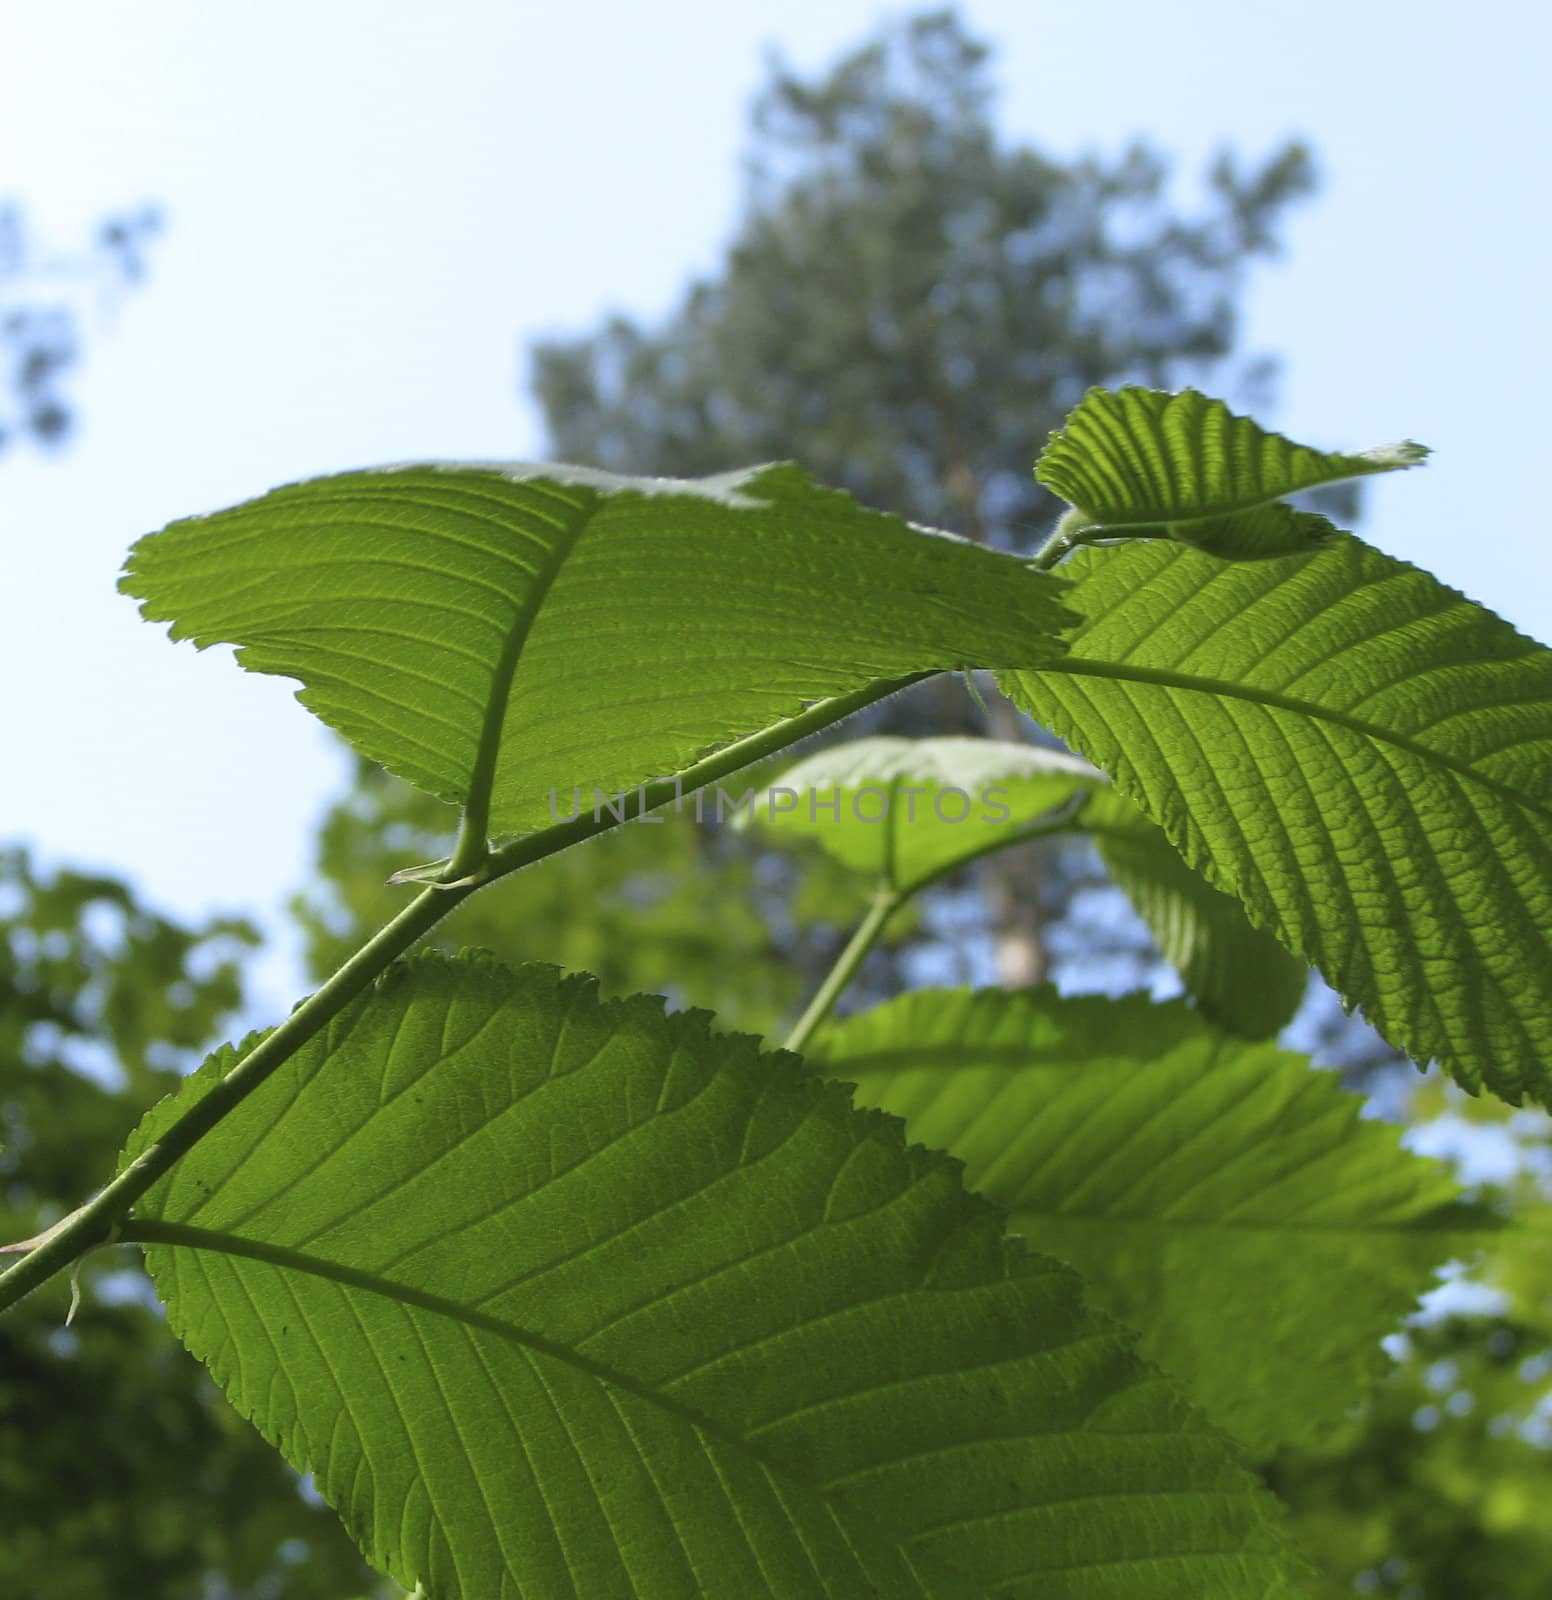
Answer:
[1359, 439, 1431, 469]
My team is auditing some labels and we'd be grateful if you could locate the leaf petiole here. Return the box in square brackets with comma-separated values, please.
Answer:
[784, 885, 903, 1056]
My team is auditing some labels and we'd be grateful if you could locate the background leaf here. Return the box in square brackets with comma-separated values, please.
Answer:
[121, 463, 1071, 833]
[817, 987, 1491, 1452]
[744, 736, 1304, 1036]
[122, 957, 1301, 1599]
[1005, 536, 1552, 1102]
[739, 734, 1096, 891]
[1083, 791, 1307, 1037]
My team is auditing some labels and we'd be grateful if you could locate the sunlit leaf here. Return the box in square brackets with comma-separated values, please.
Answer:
[1084, 792, 1306, 1038]
[738, 734, 1095, 891]
[121, 957, 1301, 1599]
[818, 987, 1491, 1451]
[121, 464, 1071, 834]
[1007, 536, 1552, 1102]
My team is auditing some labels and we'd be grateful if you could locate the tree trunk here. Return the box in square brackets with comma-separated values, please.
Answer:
[981, 692, 1049, 988]
[936, 418, 1050, 990]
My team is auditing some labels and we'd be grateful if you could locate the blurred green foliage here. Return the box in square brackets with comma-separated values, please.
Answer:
[1267, 1149, 1552, 1597]
[0, 847, 385, 1598]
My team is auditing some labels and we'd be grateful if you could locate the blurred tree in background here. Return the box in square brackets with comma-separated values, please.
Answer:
[533, 10, 1308, 533]
[298, 4, 1314, 1023]
[0, 202, 160, 453]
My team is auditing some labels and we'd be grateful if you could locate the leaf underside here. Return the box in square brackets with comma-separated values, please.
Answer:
[120, 463, 1072, 835]
[1006, 536, 1552, 1103]
[121, 958, 1300, 1599]
[817, 987, 1487, 1452]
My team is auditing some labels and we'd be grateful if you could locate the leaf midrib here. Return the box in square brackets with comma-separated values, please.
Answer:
[459, 491, 603, 830]
[1070, 500, 1316, 534]
[1036, 655, 1552, 824]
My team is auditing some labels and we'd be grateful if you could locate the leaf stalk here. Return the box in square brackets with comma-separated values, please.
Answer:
[784, 887, 902, 1056]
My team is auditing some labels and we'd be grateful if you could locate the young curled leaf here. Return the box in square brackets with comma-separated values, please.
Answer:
[1036, 387, 1427, 561]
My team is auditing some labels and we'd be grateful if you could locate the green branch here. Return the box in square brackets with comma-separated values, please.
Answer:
[0, 672, 932, 1316]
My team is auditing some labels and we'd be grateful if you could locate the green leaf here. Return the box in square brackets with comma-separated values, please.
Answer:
[121, 958, 1301, 1599]
[1005, 537, 1552, 1103]
[738, 734, 1098, 892]
[1084, 792, 1306, 1038]
[817, 987, 1490, 1452]
[741, 736, 1304, 1036]
[1036, 388, 1427, 559]
[120, 463, 1071, 835]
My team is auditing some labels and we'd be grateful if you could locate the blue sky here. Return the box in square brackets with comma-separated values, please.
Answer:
[2, 0, 1548, 1009]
